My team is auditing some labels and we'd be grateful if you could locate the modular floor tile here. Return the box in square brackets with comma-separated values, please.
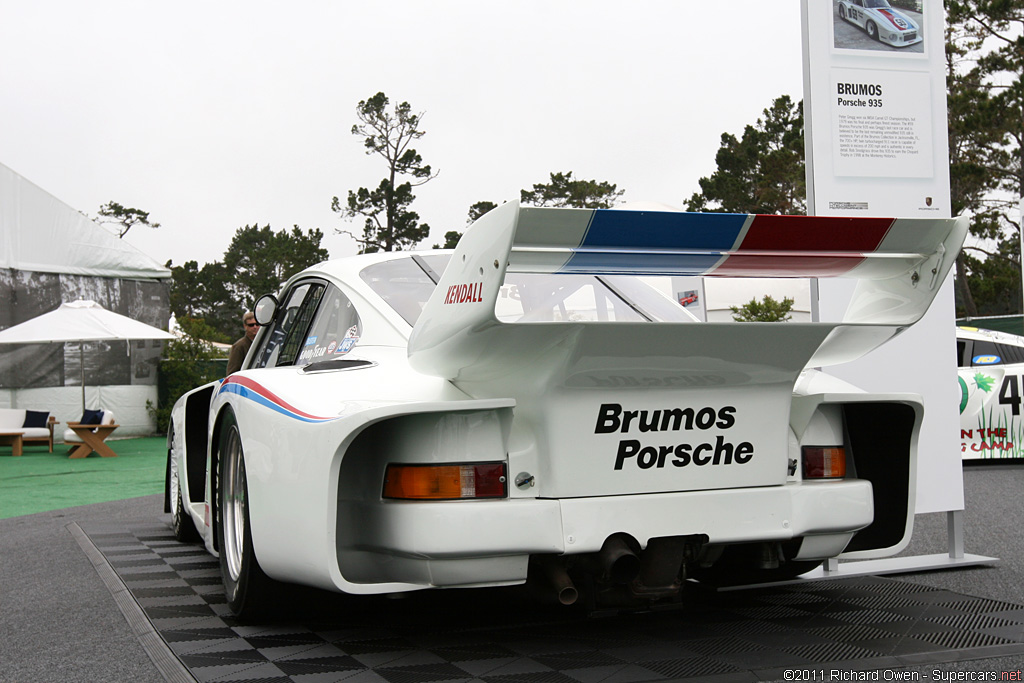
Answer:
[79, 522, 1024, 683]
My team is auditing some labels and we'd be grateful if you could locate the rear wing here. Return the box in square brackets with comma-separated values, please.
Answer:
[408, 201, 967, 380]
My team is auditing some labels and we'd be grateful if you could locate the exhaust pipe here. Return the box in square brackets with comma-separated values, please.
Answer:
[636, 536, 687, 592]
[598, 535, 641, 584]
[530, 556, 578, 605]
[543, 559, 579, 606]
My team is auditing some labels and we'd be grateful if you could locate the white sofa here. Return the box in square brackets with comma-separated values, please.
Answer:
[0, 408, 57, 452]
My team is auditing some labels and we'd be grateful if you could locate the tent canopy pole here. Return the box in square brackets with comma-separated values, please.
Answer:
[80, 344, 85, 413]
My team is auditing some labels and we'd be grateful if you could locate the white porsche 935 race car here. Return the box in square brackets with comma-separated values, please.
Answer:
[165, 202, 966, 616]
[837, 0, 923, 47]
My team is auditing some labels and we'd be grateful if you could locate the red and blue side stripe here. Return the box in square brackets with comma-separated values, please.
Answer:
[877, 8, 913, 30]
[218, 375, 336, 423]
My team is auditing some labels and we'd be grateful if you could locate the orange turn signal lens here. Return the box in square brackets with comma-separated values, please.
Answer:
[383, 463, 507, 500]
[802, 446, 846, 479]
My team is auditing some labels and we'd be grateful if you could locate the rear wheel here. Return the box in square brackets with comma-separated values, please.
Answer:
[217, 409, 278, 619]
[171, 472, 200, 542]
[168, 431, 199, 542]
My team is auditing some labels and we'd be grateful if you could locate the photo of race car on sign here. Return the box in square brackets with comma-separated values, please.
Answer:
[677, 289, 699, 308]
[834, 0, 924, 51]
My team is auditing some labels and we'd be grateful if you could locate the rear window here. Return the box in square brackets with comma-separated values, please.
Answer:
[360, 255, 697, 326]
[359, 257, 438, 326]
[495, 273, 645, 323]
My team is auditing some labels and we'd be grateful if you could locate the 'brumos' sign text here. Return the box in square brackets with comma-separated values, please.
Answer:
[595, 403, 754, 470]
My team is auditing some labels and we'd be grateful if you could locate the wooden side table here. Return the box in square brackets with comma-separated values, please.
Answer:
[66, 423, 119, 458]
[0, 432, 24, 456]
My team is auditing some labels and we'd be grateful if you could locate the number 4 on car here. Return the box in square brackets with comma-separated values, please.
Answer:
[958, 326, 1024, 460]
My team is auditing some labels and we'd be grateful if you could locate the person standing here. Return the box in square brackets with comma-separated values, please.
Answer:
[226, 311, 259, 375]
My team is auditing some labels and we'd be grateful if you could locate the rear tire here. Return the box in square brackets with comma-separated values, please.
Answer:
[168, 433, 200, 542]
[216, 408, 278, 619]
[172, 479, 200, 542]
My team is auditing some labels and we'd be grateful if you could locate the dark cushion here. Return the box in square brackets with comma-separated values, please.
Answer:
[80, 409, 104, 426]
[22, 410, 50, 428]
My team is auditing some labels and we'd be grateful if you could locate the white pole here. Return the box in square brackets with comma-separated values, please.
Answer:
[80, 344, 85, 414]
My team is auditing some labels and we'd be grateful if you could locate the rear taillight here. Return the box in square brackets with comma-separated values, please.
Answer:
[802, 446, 846, 479]
[383, 463, 507, 500]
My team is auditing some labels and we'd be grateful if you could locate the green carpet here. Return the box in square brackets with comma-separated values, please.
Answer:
[0, 437, 167, 519]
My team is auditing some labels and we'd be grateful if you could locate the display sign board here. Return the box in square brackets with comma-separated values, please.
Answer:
[802, 0, 964, 513]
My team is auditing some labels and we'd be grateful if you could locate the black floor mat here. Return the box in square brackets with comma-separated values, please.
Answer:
[80, 522, 1024, 682]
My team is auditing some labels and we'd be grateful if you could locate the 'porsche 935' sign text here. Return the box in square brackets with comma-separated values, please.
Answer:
[595, 402, 754, 470]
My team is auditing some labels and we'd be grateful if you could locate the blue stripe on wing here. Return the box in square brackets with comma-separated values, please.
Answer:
[560, 210, 748, 275]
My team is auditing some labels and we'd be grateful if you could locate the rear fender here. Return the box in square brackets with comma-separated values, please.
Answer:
[791, 393, 921, 558]
[334, 402, 515, 585]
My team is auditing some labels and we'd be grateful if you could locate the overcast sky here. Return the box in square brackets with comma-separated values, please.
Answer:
[1, 1, 804, 269]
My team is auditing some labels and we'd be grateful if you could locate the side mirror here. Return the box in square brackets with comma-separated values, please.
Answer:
[254, 294, 279, 326]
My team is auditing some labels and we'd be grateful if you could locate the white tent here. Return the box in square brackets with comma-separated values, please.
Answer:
[0, 162, 170, 279]
[0, 163, 172, 436]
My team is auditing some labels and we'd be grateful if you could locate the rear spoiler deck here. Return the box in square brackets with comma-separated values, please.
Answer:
[408, 202, 967, 380]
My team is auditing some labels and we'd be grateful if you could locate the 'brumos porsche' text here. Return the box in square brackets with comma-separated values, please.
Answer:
[595, 403, 753, 470]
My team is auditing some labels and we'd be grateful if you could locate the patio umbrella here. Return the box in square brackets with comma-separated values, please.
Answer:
[0, 299, 175, 412]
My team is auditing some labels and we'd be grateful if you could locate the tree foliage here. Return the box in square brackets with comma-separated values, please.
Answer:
[223, 224, 329, 309]
[147, 318, 225, 433]
[730, 295, 795, 322]
[448, 175, 623, 250]
[168, 260, 235, 341]
[433, 231, 462, 249]
[168, 224, 327, 342]
[432, 201, 498, 249]
[520, 171, 624, 209]
[686, 95, 805, 215]
[96, 201, 160, 238]
[467, 201, 498, 223]
[333, 92, 436, 253]
[945, 0, 1023, 317]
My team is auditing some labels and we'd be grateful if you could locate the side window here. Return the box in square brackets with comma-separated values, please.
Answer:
[294, 286, 362, 365]
[359, 257, 437, 326]
[998, 343, 1024, 365]
[253, 282, 325, 369]
[970, 339, 1003, 367]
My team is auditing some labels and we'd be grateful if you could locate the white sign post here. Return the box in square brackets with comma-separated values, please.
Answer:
[801, 0, 994, 574]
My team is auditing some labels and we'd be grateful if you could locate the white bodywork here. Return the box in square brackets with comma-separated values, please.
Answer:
[167, 203, 966, 600]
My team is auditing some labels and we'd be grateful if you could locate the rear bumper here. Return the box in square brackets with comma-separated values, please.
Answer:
[334, 480, 872, 592]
